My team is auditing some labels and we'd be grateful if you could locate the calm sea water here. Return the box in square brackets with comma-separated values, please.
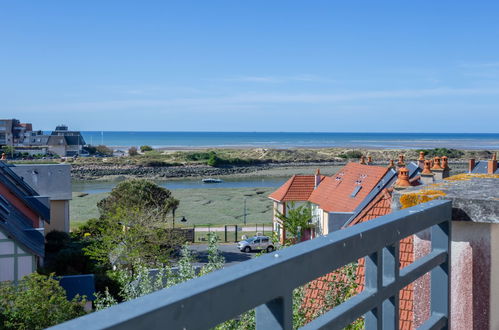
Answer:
[78, 132, 499, 150]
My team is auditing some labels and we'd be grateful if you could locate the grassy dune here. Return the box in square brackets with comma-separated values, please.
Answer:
[70, 187, 275, 229]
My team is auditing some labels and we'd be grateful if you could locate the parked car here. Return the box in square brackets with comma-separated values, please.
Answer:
[237, 235, 274, 253]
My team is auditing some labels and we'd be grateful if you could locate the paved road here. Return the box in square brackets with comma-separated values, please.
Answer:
[189, 243, 256, 266]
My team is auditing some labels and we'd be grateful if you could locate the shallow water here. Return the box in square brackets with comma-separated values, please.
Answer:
[72, 176, 288, 194]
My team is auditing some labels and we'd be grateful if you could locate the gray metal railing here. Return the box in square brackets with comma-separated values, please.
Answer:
[52, 200, 451, 330]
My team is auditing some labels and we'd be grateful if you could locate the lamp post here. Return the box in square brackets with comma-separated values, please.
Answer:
[297, 226, 302, 243]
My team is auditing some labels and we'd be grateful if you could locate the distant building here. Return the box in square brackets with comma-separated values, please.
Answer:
[0, 118, 34, 146]
[47, 125, 86, 157]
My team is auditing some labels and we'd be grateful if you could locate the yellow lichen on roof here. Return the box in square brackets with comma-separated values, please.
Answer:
[445, 173, 499, 181]
[399, 189, 447, 209]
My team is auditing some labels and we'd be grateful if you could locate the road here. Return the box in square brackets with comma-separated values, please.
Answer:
[189, 243, 256, 266]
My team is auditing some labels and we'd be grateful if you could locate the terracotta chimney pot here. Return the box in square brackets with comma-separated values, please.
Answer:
[431, 157, 443, 170]
[367, 156, 373, 164]
[419, 151, 425, 161]
[396, 167, 411, 187]
[422, 160, 432, 174]
[360, 156, 366, 165]
[388, 160, 395, 168]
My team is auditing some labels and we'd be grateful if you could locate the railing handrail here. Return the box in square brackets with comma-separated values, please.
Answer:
[51, 200, 452, 330]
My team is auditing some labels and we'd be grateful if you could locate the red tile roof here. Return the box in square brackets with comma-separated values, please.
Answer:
[308, 163, 389, 212]
[268, 175, 323, 202]
[302, 188, 416, 329]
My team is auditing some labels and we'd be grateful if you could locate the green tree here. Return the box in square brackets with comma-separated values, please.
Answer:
[274, 202, 312, 242]
[140, 145, 153, 152]
[0, 273, 86, 330]
[97, 179, 179, 220]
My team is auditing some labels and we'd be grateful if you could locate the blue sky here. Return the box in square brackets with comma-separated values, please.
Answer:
[1, 1, 499, 132]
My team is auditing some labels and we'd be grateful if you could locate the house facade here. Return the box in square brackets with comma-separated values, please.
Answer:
[10, 164, 72, 233]
[0, 161, 49, 282]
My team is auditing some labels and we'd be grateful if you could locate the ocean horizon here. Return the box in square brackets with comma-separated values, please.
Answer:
[70, 131, 499, 150]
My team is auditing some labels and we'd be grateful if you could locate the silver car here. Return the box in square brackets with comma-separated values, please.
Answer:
[238, 236, 274, 253]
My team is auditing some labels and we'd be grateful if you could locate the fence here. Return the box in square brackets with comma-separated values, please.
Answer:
[52, 200, 451, 329]
[194, 224, 273, 242]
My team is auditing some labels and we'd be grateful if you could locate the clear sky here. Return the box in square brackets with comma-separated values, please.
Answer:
[1, 1, 499, 132]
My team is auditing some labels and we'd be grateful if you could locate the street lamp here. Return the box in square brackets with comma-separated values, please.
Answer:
[297, 226, 302, 242]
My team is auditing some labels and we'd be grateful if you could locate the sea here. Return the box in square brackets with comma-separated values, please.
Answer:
[78, 131, 499, 150]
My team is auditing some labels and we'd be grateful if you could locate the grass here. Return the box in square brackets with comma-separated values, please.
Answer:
[70, 187, 275, 229]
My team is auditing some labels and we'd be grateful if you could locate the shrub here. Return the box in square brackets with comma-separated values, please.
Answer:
[417, 148, 464, 159]
[338, 150, 363, 159]
[128, 146, 138, 156]
[95, 145, 113, 156]
[140, 145, 153, 152]
[0, 273, 86, 329]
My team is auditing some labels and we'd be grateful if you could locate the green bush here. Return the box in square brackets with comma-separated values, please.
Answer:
[338, 150, 363, 159]
[140, 145, 153, 152]
[95, 145, 113, 156]
[0, 273, 86, 329]
[417, 148, 464, 158]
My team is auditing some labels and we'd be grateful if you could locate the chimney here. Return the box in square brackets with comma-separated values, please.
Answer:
[441, 156, 451, 179]
[488, 153, 498, 174]
[420, 160, 434, 185]
[395, 167, 411, 188]
[360, 156, 366, 165]
[431, 157, 444, 181]
[397, 154, 405, 168]
[315, 168, 321, 188]
[469, 159, 476, 173]
[418, 151, 425, 169]
[367, 156, 373, 165]
[388, 160, 395, 169]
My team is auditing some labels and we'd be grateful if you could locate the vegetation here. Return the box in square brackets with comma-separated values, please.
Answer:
[95, 145, 113, 156]
[274, 202, 312, 242]
[0, 273, 86, 330]
[338, 150, 363, 159]
[128, 146, 138, 156]
[94, 233, 225, 309]
[140, 145, 154, 152]
[97, 179, 179, 219]
[417, 148, 464, 158]
[71, 180, 182, 271]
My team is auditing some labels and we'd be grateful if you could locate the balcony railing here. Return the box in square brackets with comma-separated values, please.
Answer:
[52, 200, 451, 330]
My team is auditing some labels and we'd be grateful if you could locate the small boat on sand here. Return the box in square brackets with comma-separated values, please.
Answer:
[202, 178, 223, 183]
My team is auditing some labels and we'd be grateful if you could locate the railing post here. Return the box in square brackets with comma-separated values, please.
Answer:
[256, 292, 293, 330]
[431, 220, 450, 329]
[382, 244, 399, 330]
[365, 251, 382, 329]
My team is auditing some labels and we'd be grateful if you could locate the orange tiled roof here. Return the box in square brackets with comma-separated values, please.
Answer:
[302, 188, 416, 329]
[268, 175, 323, 202]
[308, 163, 389, 212]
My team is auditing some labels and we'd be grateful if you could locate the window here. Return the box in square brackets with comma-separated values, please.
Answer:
[254, 239, 260, 244]
[262, 238, 269, 243]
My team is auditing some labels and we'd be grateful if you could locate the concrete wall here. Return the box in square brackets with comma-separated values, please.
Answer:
[45, 200, 70, 233]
